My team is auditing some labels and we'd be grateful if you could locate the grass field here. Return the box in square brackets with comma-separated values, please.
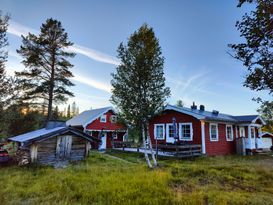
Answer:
[0, 151, 273, 205]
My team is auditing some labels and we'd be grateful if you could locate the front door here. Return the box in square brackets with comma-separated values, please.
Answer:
[166, 124, 175, 144]
[99, 133, 107, 150]
[56, 135, 72, 160]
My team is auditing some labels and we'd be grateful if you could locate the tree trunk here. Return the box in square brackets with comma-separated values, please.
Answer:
[146, 122, 157, 166]
[142, 123, 152, 168]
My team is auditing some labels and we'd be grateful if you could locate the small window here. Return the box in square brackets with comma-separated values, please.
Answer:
[210, 123, 218, 141]
[226, 125, 233, 141]
[154, 124, 165, 140]
[251, 127, 255, 138]
[100, 115, 107, 123]
[179, 123, 193, 141]
[110, 115, 117, 123]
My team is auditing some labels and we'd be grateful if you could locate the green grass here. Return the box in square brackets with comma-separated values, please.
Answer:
[0, 151, 273, 205]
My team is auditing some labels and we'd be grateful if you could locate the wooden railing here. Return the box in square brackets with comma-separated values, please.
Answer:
[152, 144, 202, 158]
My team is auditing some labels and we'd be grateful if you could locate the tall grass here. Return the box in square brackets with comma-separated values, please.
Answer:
[0, 151, 273, 205]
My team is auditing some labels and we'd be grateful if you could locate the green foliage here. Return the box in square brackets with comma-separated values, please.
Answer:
[176, 100, 184, 107]
[111, 23, 170, 130]
[258, 101, 273, 132]
[229, 0, 273, 97]
[16, 18, 75, 121]
[1, 152, 273, 205]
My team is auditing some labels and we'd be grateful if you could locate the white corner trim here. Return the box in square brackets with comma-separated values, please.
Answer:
[201, 121, 206, 154]
[209, 123, 219, 141]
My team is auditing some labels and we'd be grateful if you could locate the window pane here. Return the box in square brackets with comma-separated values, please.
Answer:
[211, 125, 217, 139]
[156, 125, 164, 139]
[181, 124, 191, 139]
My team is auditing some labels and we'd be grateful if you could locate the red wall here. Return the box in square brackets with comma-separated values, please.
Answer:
[148, 110, 202, 145]
[205, 123, 236, 156]
[86, 110, 126, 131]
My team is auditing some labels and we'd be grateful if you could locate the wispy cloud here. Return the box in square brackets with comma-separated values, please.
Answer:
[73, 75, 111, 93]
[7, 21, 120, 66]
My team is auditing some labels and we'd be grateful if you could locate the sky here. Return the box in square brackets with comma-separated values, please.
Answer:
[1, 0, 270, 115]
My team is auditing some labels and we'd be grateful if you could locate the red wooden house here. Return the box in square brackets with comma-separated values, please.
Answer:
[149, 103, 266, 156]
[66, 107, 127, 149]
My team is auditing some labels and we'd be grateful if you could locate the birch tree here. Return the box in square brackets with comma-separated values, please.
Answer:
[111, 24, 170, 168]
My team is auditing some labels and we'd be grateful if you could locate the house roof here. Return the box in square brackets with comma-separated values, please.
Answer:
[66, 106, 115, 127]
[165, 104, 265, 124]
[8, 126, 100, 146]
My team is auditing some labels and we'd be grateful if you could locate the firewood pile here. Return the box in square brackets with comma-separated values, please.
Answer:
[16, 148, 30, 166]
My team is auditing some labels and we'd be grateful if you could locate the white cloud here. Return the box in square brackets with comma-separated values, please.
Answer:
[73, 74, 112, 93]
[7, 21, 120, 66]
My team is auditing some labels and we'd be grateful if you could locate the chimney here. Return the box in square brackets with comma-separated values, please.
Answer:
[200, 105, 205, 111]
[191, 102, 197, 110]
[46, 120, 66, 129]
[212, 110, 219, 116]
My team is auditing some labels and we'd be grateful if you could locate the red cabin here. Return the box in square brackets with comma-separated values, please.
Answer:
[67, 107, 127, 149]
[149, 104, 266, 156]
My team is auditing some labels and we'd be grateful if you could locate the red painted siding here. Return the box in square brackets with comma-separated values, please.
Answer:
[205, 123, 236, 156]
[149, 110, 202, 145]
[86, 110, 126, 131]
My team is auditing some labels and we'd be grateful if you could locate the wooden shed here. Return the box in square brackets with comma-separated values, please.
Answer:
[8, 121, 100, 166]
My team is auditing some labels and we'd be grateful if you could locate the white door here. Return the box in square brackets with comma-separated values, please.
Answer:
[166, 124, 175, 144]
[99, 133, 107, 150]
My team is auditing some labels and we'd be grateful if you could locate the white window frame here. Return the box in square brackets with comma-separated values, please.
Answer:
[100, 114, 107, 123]
[239, 127, 245, 138]
[251, 127, 256, 138]
[154, 124, 165, 140]
[226, 125, 234, 141]
[210, 123, 219, 141]
[110, 115, 117, 123]
[179, 123, 193, 141]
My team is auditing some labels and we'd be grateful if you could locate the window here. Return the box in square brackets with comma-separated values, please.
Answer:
[110, 115, 117, 123]
[239, 127, 245, 137]
[154, 124, 165, 140]
[226, 125, 234, 141]
[251, 127, 255, 138]
[210, 123, 218, 141]
[112, 132, 118, 139]
[100, 115, 107, 123]
[179, 123, 193, 141]
[166, 124, 176, 138]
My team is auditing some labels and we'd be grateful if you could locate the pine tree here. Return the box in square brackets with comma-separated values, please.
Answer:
[176, 100, 184, 107]
[16, 18, 75, 122]
[67, 104, 71, 118]
[71, 101, 76, 116]
[111, 24, 170, 168]
[0, 12, 10, 110]
[52, 106, 59, 120]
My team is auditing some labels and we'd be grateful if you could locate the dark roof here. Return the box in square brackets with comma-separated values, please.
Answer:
[233, 115, 259, 123]
[8, 126, 100, 146]
[165, 104, 265, 124]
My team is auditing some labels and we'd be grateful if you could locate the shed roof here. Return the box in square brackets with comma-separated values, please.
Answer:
[8, 126, 100, 146]
[66, 106, 115, 127]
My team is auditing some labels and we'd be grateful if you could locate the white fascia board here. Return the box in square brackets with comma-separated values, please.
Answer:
[252, 116, 266, 125]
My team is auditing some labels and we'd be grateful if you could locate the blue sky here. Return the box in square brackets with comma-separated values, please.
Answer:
[1, 0, 270, 115]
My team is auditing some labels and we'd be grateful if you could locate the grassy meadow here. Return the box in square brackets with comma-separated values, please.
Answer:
[0, 151, 273, 205]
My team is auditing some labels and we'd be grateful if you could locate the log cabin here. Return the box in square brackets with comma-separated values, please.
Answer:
[149, 103, 266, 156]
[8, 121, 100, 166]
